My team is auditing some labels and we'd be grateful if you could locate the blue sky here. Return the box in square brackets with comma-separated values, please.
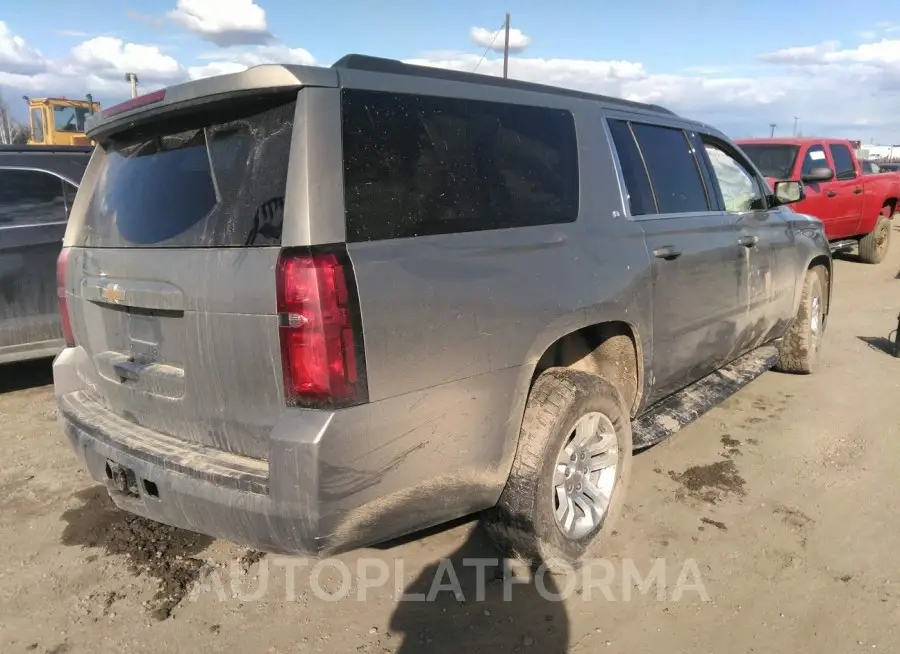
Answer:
[2, 0, 900, 140]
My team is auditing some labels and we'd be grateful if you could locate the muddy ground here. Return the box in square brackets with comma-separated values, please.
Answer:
[3, 242, 900, 654]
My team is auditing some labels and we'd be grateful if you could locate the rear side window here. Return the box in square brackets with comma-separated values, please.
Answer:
[801, 145, 827, 176]
[829, 144, 856, 180]
[630, 123, 709, 214]
[79, 96, 296, 248]
[341, 89, 579, 241]
[0, 169, 67, 226]
[607, 119, 656, 216]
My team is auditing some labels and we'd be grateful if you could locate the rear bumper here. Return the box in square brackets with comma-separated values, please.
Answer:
[53, 346, 521, 555]
[59, 389, 321, 555]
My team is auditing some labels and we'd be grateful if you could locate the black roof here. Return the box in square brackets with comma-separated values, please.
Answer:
[0, 145, 92, 185]
[0, 144, 93, 154]
[332, 54, 676, 116]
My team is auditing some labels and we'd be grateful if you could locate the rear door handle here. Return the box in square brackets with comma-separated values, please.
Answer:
[738, 235, 759, 248]
[826, 190, 837, 198]
[853, 187, 863, 194]
[652, 245, 682, 260]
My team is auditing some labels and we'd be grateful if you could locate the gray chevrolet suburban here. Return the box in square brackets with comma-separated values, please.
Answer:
[54, 55, 831, 567]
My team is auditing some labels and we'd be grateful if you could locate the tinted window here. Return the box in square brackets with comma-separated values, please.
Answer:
[341, 89, 579, 241]
[630, 123, 709, 214]
[608, 119, 655, 216]
[63, 181, 78, 213]
[800, 145, 827, 176]
[80, 96, 295, 248]
[0, 169, 66, 226]
[30, 108, 43, 142]
[829, 144, 856, 180]
[741, 144, 799, 179]
[703, 142, 765, 212]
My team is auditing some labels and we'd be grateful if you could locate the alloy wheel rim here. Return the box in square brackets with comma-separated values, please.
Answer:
[552, 412, 619, 539]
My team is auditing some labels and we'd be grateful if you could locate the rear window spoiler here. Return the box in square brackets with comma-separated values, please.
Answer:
[86, 63, 338, 141]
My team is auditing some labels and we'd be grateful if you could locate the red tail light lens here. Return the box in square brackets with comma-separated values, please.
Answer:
[276, 249, 366, 407]
[102, 89, 166, 118]
[56, 247, 75, 347]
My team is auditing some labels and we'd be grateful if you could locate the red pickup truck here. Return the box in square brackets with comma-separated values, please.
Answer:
[737, 137, 899, 263]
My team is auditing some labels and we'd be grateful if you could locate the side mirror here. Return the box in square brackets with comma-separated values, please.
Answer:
[801, 166, 834, 183]
[773, 180, 805, 206]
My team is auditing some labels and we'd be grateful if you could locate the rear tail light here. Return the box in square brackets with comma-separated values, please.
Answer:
[56, 247, 75, 347]
[276, 248, 367, 408]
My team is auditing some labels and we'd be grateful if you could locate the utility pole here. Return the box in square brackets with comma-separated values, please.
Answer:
[502, 13, 511, 79]
[125, 72, 139, 99]
[769, 123, 776, 137]
[793, 116, 800, 136]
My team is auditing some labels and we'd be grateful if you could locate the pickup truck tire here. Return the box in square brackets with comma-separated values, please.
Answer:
[777, 268, 825, 374]
[483, 368, 632, 571]
[858, 217, 891, 264]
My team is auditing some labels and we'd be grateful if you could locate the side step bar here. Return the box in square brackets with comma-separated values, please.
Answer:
[632, 344, 779, 450]
[830, 239, 857, 253]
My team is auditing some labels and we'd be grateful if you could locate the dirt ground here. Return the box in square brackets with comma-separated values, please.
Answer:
[3, 240, 900, 654]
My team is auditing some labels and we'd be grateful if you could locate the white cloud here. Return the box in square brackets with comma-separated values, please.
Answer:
[187, 60, 248, 80]
[188, 44, 316, 80]
[0, 21, 46, 75]
[168, 0, 271, 46]
[55, 29, 92, 38]
[70, 36, 184, 83]
[470, 26, 532, 53]
[402, 47, 900, 140]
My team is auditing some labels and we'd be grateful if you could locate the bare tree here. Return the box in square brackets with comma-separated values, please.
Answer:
[0, 90, 29, 144]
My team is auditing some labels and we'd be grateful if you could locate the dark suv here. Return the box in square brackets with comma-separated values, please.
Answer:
[54, 56, 831, 567]
[0, 145, 91, 364]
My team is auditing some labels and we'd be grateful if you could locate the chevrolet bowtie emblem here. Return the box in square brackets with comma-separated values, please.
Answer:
[101, 284, 124, 304]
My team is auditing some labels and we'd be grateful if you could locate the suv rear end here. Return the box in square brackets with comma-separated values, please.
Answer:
[54, 64, 365, 553]
[55, 58, 580, 554]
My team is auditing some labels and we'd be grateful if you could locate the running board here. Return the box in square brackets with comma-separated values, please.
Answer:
[632, 344, 779, 450]
[830, 239, 857, 253]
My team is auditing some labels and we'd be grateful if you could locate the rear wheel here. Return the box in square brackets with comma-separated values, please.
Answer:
[858, 216, 891, 264]
[777, 268, 825, 374]
[483, 368, 632, 570]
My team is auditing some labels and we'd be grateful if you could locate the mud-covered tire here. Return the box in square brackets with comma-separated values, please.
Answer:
[482, 368, 632, 571]
[777, 268, 825, 374]
[858, 216, 891, 264]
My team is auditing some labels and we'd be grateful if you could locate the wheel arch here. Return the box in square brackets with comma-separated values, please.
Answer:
[807, 254, 832, 322]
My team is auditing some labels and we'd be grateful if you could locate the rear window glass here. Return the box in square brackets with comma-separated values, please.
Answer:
[341, 89, 579, 242]
[740, 144, 799, 179]
[79, 96, 295, 248]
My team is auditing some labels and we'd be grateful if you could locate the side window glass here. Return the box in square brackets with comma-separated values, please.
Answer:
[801, 146, 827, 176]
[30, 108, 43, 142]
[703, 142, 765, 212]
[607, 119, 656, 216]
[829, 144, 856, 180]
[630, 123, 709, 214]
[63, 181, 78, 214]
[0, 169, 67, 226]
[341, 89, 579, 241]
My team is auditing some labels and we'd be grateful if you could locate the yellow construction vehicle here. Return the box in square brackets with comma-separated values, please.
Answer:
[24, 95, 100, 146]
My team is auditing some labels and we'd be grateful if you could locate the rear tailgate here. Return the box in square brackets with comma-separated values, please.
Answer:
[62, 80, 309, 460]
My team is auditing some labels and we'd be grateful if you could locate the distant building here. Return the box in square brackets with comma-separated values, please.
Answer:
[858, 144, 900, 162]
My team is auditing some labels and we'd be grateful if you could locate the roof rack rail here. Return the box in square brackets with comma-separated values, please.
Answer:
[0, 144, 93, 154]
[331, 54, 676, 116]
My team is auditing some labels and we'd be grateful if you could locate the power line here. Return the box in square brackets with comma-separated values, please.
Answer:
[472, 22, 506, 74]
